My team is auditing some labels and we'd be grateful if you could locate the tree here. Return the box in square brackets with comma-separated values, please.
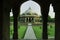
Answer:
[48, 15, 55, 22]
[10, 16, 13, 22]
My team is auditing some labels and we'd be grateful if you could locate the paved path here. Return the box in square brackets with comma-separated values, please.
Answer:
[24, 23, 37, 39]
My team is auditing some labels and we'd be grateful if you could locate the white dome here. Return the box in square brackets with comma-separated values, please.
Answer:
[25, 7, 35, 13]
[22, 7, 38, 15]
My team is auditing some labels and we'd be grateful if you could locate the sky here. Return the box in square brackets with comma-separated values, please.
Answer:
[10, 0, 55, 18]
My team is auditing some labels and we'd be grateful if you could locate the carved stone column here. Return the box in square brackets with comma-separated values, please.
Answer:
[0, 1, 3, 40]
[34, 18, 35, 23]
[25, 18, 26, 23]
[39, 2, 50, 40]
[52, 2, 60, 40]
[2, 0, 10, 40]
[28, 17, 29, 22]
[12, 6, 20, 40]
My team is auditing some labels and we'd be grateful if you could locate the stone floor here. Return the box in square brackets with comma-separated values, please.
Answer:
[24, 23, 37, 39]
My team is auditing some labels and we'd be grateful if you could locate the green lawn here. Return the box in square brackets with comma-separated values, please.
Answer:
[18, 25, 27, 39]
[48, 24, 55, 37]
[10, 23, 27, 39]
[10, 24, 14, 38]
[32, 25, 42, 39]
[33, 24, 55, 39]
[10, 23, 55, 39]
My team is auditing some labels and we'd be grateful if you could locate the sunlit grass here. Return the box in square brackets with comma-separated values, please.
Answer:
[33, 24, 55, 39]
[48, 24, 55, 38]
[10, 24, 14, 38]
[10, 23, 27, 39]
[18, 25, 27, 39]
[32, 25, 42, 39]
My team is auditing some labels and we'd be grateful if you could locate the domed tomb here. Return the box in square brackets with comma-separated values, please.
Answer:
[19, 7, 40, 24]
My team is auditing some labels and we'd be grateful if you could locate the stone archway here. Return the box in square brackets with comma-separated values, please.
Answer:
[2, 0, 28, 40]
[2, 0, 60, 40]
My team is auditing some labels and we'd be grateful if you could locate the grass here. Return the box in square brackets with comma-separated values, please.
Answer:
[10, 24, 14, 38]
[32, 25, 42, 39]
[48, 24, 55, 37]
[18, 25, 27, 39]
[10, 22, 55, 39]
[10, 23, 27, 39]
[32, 24, 55, 39]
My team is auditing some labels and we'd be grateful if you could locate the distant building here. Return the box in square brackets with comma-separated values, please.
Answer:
[19, 7, 41, 24]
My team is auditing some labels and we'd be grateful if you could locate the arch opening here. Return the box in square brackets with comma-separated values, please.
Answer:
[19, 0, 43, 39]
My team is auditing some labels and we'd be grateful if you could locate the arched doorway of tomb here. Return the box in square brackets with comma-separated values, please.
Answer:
[10, 0, 55, 40]
[19, 0, 43, 39]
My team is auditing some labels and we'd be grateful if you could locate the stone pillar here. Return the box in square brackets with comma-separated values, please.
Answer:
[25, 18, 26, 22]
[55, 12, 60, 40]
[26, 17, 28, 22]
[38, 3, 50, 40]
[31, 18, 32, 22]
[2, 8, 10, 40]
[12, 6, 20, 40]
[28, 17, 29, 22]
[32, 18, 34, 23]
[2, 0, 10, 40]
[0, 1, 3, 40]
[52, 3, 60, 40]
[34, 18, 35, 23]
